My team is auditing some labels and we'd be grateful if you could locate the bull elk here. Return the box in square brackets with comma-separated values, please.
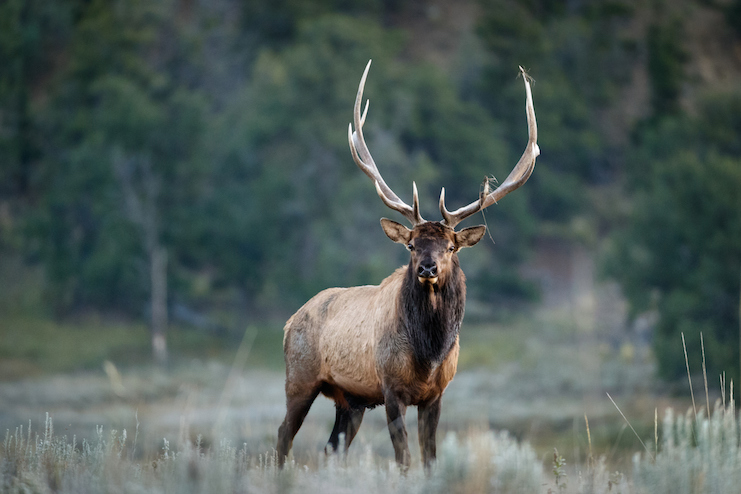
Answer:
[277, 61, 539, 469]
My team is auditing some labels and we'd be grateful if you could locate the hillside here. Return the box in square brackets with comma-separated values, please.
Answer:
[0, 0, 739, 381]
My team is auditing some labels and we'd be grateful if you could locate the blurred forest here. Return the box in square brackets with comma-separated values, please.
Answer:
[0, 0, 740, 383]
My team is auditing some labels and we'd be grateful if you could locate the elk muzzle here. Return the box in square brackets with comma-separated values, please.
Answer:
[417, 259, 438, 284]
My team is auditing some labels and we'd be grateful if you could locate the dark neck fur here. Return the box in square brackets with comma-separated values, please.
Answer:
[400, 258, 466, 373]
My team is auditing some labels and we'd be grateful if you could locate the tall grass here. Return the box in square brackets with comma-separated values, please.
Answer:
[633, 401, 741, 494]
[1, 414, 545, 494]
[7, 403, 741, 492]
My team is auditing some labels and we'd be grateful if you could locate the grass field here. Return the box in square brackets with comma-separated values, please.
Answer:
[1, 308, 710, 493]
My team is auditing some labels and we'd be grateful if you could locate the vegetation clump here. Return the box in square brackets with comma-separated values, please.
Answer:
[7, 404, 741, 493]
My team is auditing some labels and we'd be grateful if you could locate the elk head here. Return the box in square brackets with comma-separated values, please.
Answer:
[380, 219, 486, 287]
[348, 61, 539, 281]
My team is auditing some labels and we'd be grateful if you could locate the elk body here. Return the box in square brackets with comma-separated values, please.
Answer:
[277, 61, 539, 469]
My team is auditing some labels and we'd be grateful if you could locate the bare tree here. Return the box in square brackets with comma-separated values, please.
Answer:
[112, 148, 168, 365]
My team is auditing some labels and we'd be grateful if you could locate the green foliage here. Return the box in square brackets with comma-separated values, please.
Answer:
[0, 0, 543, 318]
[2, 0, 738, 373]
[197, 15, 402, 306]
[647, 15, 687, 117]
[0, 0, 76, 200]
[727, 0, 741, 36]
[199, 13, 536, 309]
[476, 0, 637, 234]
[552, 448, 568, 491]
[25, 0, 207, 313]
[605, 92, 741, 381]
[239, 0, 394, 47]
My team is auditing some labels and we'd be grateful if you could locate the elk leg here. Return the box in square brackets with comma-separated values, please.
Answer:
[325, 406, 365, 453]
[418, 396, 442, 470]
[384, 391, 410, 470]
[277, 386, 320, 467]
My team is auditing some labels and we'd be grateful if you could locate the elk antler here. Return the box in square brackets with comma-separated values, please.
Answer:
[439, 66, 539, 228]
[349, 60, 425, 226]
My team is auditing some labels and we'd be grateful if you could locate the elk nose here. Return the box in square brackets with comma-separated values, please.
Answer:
[418, 261, 437, 278]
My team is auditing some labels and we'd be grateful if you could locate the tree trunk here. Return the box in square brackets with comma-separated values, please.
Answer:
[112, 149, 168, 366]
[151, 245, 168, 366]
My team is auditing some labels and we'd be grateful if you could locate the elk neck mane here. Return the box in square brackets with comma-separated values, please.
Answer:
[399, 255, 466, 373]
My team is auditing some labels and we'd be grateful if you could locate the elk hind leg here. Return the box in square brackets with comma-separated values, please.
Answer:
[277, 385, 320, 467]
[325, 405, 365, 454]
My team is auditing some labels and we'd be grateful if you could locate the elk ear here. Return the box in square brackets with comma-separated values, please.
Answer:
[380, 218, 412, 245]
[455, 225, 487, 249]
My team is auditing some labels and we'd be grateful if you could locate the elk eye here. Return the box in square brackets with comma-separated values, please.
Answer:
[407, 243, 414, 251]
[448, 246, 455, 253]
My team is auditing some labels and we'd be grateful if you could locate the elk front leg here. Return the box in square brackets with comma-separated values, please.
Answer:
[384, 390, 410, 469]
[418, 396, 442, 470]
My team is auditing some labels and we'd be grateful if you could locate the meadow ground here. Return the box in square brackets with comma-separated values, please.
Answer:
[4, 305, 724, 492]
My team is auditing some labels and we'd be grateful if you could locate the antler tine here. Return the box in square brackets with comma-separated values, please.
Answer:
[412, 181, 421, 222]
[349, 60, 424, 226]
[439, 179, 491, 226]
[439, 187, 452, 225]
[440, 66, 539, 228]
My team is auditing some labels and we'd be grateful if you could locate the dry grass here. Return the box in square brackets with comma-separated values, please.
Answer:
[6, 402, 741, 494]
[1, 414, 547, 494]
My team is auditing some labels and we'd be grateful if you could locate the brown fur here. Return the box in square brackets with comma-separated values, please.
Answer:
[283, 268, 459, 405]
